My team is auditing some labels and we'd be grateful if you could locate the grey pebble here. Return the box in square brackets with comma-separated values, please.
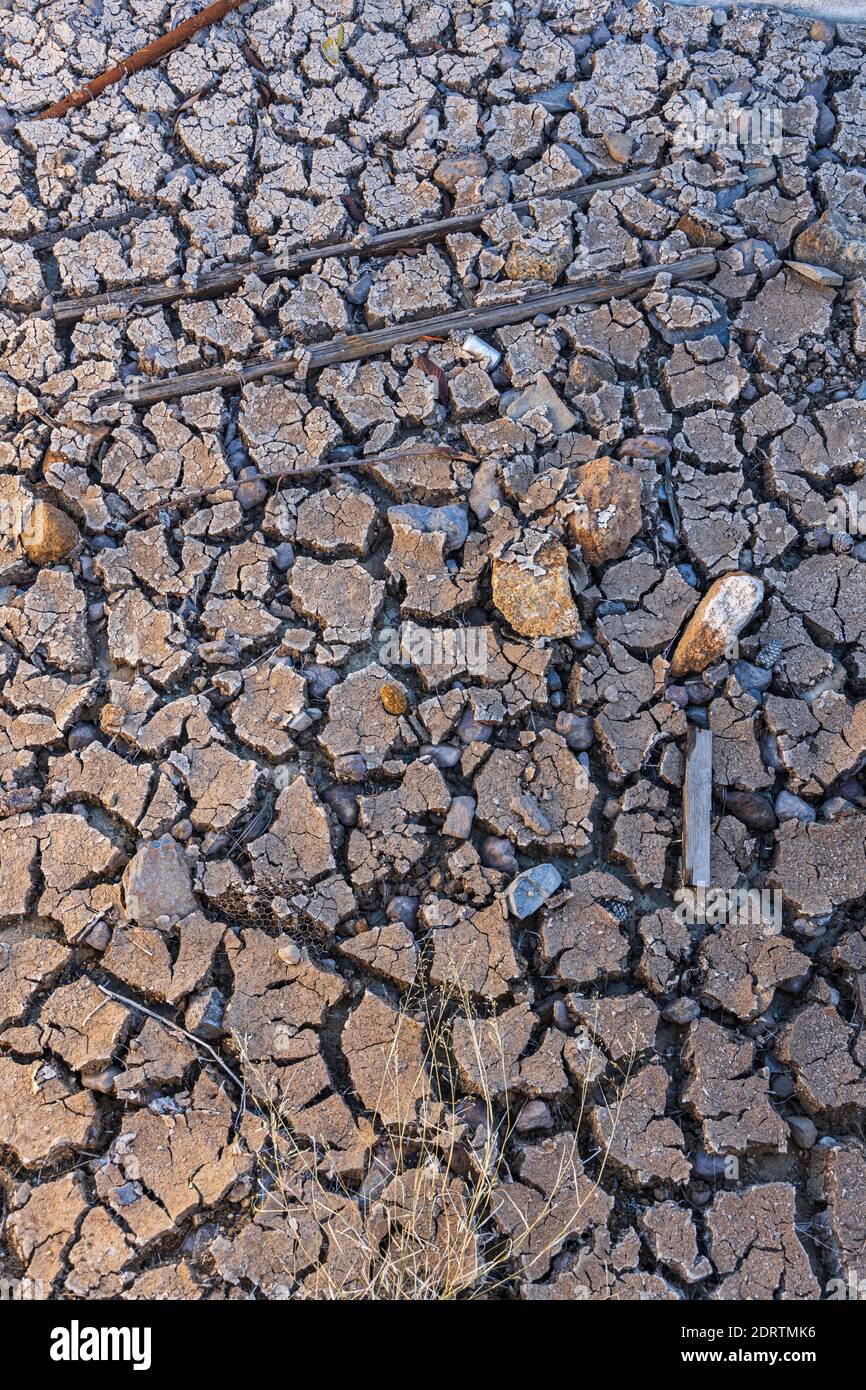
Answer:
[663, 997, 701, 1025]
[480, 836, 519, 873]
[323, 785, 359, 828]
[775, 790, 816, 823]
[443, 795, 476, 839]
[788, 1116, 818, 1150]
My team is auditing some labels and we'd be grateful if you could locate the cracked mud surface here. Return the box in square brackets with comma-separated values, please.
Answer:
[1, 0, 866, 1301]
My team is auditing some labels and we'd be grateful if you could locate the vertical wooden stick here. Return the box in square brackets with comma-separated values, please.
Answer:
[683, 726, 712, 888]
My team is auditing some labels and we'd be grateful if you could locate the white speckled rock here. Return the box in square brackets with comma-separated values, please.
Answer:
[670, 574, 764, 677]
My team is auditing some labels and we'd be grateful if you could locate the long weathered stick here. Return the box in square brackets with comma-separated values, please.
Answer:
[51, 169, 658, 327]
[683, 726, 713, 889]
[96, 252, 716, 408]
[36, 0, 250, 121]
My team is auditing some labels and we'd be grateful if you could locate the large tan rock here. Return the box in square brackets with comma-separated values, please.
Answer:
[794, 210, 866, 280]
[670, 573, 764, 677]
[20, 501, 79, 564]
[567, 457, 642, 566]
[492, 536, 579, 639]
[123, 834, 198, 926]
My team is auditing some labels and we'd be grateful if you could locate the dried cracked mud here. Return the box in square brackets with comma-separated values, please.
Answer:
[0, 0, 865, 1302]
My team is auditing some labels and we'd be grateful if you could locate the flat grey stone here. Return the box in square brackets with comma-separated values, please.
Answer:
[505, 863, 562, 919]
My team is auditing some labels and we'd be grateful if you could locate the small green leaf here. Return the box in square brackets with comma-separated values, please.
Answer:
[320, 33, 342, 68]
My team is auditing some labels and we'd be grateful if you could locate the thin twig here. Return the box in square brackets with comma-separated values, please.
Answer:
[96, 982, 245, 1090]
[123, 446, 477, 527]
[36, 0, 254, 121]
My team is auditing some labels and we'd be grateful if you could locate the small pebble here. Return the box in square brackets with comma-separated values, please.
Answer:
[664, 997, 701, 1025]
[771, 1072, 796, 1099]
[334, 753, 367, 782]
[67, 722, 97, 751]
[236, 467, 268, 510]
[760, 731, 783, 770]
[323, 785, 359, 828]
[82, 919, 111, 951]
[379, 681, 408, 716]
[722, 790, 777, 832]
[185, 987, 225, 1040]
[113, 1181, 140, 1207]
[775, 790, 816, 824]
[420, 743, 461, 769]
[345, 272, 372, 305]
[303, 663, 341, 700]
[837, 777, 864, 804]
[81, 1067, 119, 1095]
[684, 681, 713, 706]
[570, 629, 596, 653]
[386, 895, 419, 929]
[443, 795, 476, 839]
[554, 710, 593, 750]
[456, 707, 492, 744]
[480, 836, 519, 874]
[551, 999, 570, 1030]
[734, 659, 772, 695]
[693, 1151, 727, 1180]
[535, 84, 575, 114]
[788, 1116, 818, 1150]
[515, 1100, 554, 1133]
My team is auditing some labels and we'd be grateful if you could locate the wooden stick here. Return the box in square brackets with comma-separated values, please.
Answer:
[30, 204, 150, 252]
[51, 169, 659, 327]
[36, 0, 251, 121]
[96, 253, 716, 408]
[124, 446, 477, 527]
[683, 726, 713, 889]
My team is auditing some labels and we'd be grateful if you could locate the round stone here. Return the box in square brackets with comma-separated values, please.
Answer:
[20, 501, 79, 564]
[379, 681, 408, 716]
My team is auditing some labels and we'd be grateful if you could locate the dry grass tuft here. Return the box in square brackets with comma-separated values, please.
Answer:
[235, 983, 635, 1300]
